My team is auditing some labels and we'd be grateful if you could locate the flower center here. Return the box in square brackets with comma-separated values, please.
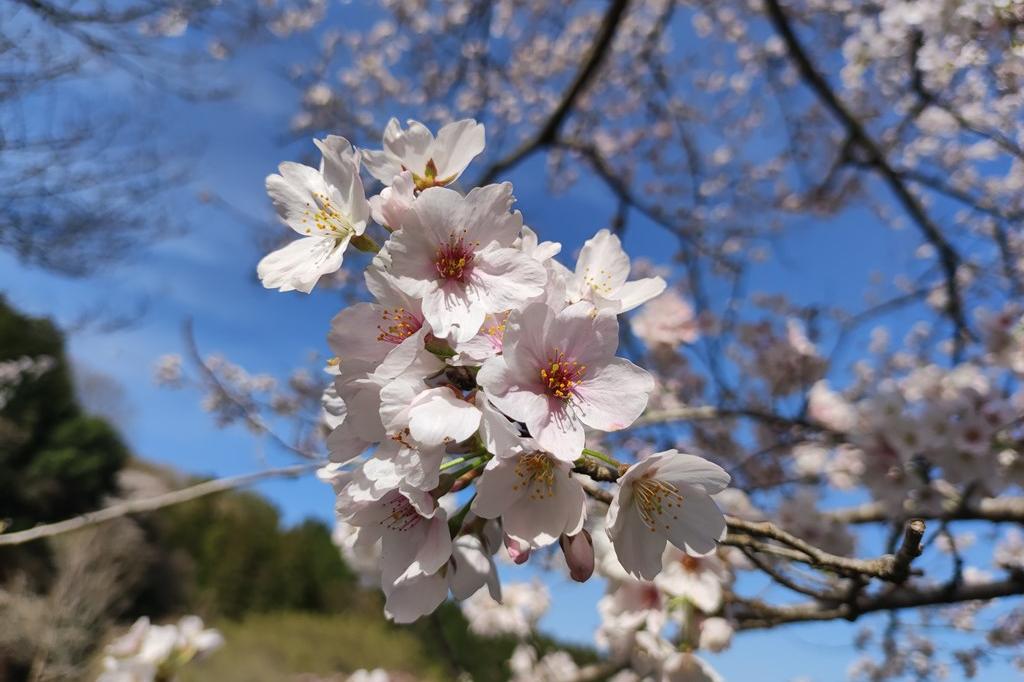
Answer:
[680, 555, 701, 572]
[435, 236, 475, 282]
[582, 267, 616, 296]
[512, 451, 557, 500]
[633, 477, 684, 532]
[377, 307, 421, 345]
[410, 159, 458, 190]
[380, 494, 424, 532]
[481, 312, 510, 350]
[539, 350, 586, 400]
[302, 191, 355, 236]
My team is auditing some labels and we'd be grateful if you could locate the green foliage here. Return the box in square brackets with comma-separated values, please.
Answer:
[0, 296, 129, 531]
[178, 611, 449, 682]
[136, 489, 357, 619]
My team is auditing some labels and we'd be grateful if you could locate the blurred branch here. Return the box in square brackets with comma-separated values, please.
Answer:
[733, 572, 1024, 631]
[0, 463, 318, 546]
[763, 0, 971, 360]
[478, 0, 631, 184]
[824, 497, 1024, 525]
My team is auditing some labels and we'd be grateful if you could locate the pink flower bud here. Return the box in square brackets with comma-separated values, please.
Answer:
[505, 534, 531, 564]
[560, 530, 594, 582]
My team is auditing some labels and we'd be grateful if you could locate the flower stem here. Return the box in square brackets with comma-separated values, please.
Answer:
[582, 448, 621, 469]
[440, 456, 472, 471]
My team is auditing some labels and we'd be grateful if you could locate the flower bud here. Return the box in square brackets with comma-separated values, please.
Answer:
[698, 617, 734, 653]
[505, 534, 531, 564]
[559, 530, 594, 582]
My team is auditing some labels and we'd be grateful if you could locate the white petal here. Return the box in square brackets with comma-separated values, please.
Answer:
[610, 503, 666, 581]
[470, 458, 523, 519]
[574, 229, 630, 291]
[531, 403, 586, 464]
[328, 303, 392, 365]
[459, 183, 520, 247]
[430, 119, 486, 181]
[384, 571, 448, 623]
[470, 247, 548, 313]
[257, 235, 347, 293]
[576, 358, 654, 431]
[361, 148, 404, 185]
[616, 277, 667, 312]
[408, 387, 482, 446]
[655, 452, 731, 495]
[663, 489, 727, 556]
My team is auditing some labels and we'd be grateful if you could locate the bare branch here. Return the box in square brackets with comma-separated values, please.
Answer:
[478, 0, 631, 184]
[763, 0, 971, 359]
[733, 573, 1024, 631]
[825, 497, 1024, 525]
[726, 517, 925, 583]
[0, 463, 318, 547]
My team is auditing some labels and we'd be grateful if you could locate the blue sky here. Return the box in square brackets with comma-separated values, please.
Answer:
[2, 3, 1017, 680]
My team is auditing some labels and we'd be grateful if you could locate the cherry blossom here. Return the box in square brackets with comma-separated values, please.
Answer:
[561, 229, 666, 314]
[259, 136, 370, 293]
[607, 451, 730, 580]
[471, 449, 587, 549]
[361, 117, 485, 189]
[477, 301, 654, 460]
[385, 183, 547, 342]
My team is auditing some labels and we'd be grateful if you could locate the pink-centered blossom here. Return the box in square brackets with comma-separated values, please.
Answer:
[385, 183, 547, 342]
[477, 301, 654, 461]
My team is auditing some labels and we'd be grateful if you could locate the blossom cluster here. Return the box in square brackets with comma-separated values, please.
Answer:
[97, 615, 223, 682]
[809, 357, 1024, 515]
[259, 117, 732, 625]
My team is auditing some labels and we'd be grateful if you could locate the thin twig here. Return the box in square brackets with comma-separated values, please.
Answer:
[0, 463, 319, 546]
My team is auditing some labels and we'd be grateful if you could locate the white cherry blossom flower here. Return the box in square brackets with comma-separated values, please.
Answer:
[477, 301, 653, 461]
[564, 229, 666, 314]
[654, 549, 730, 614]
[631, 290, 700, 347]
[386, 183, 547, 342]
[698, 617, 734, 653]
[462, 581, 550, 637]
[327, 266, 425, 368]
[259, 136, 370, 293]
[472, 448, 587, 548]
[99, 616, 223, 682]
[607, 451, 730, 580]
[362, 117, 485, 189]
[338, 483, 452, 588]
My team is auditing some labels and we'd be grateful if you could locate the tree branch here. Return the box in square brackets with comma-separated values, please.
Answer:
[733, 572, 1024, 630]
[478, 0, 631, 184]
[763, 0, 971, 359]
[0, 463, 319, 546]
[726, 517, 925, 583]
[825, 497, 1024, 525]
